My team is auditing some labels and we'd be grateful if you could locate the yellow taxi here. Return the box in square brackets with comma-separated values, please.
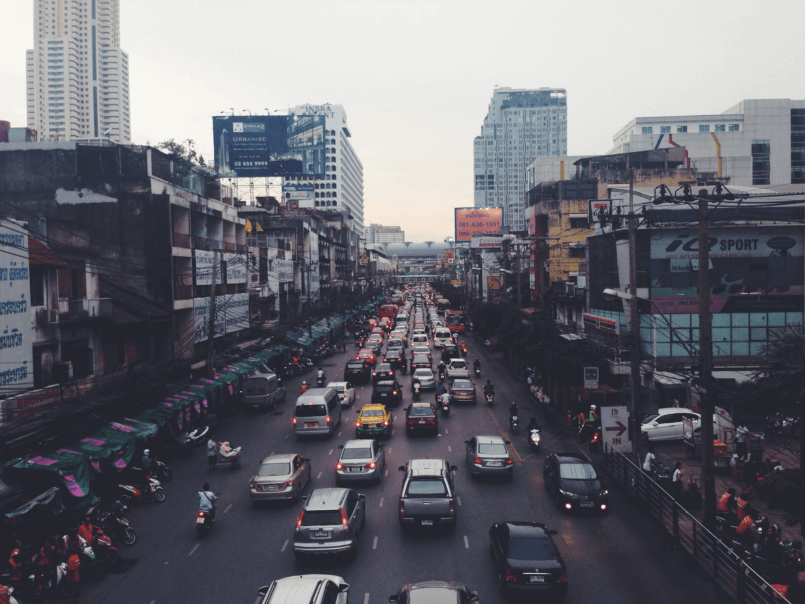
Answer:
[354, 404, 393, 438]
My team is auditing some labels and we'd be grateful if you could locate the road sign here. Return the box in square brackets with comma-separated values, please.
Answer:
[583, 366, 599, 390]
[602, 405, 631, 453]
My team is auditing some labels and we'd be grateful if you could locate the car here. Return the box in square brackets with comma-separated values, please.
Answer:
[405, 403, 439, 435]
[446, 358, 469, 379]
[410, 354, 431, 371]
[449, 379, 476, 404]
[641, 408, 702, 441]
[293, 488, 366, 559]
[344, 360, 371, 384]
[327, 382, 355, 408]
[465, 435, 513, 479]
[412, 368, 436, 390]
[372, 380, 404, 406]
[441, 345, 460, 362]
[543, 453, 608, 512]
[250, 453, 312, 503]
[336, 439, 386, 483]
[256, 574, 350, 604]
[391, 330, 408, 346]
[355, 403, 393, 438]
[372, 363, 396, 385]
[412, 344, 432, 360]
[489, 521, 568, 598]
[384, 350, 407, 372]
[386, 338, 405, 354]
[365, 337, 383, 354]
[433, 327, 453, 349]
[389, 581, 478, 604]
[356, 348, 377, 366]
[398, 459, 457, 530]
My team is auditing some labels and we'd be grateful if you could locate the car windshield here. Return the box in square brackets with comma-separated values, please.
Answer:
[257, 462, 291, 476]
[361, 409, 385, 418]
[478, 443, 508, 455]
[453, 380, 472, 390]
[405, 479, 448, 497]
[409, 406, 433, 416]
[300, 510, 342, 526]
[413, 356, 429, 362]
[295, 404, 328, 417]
[409, 588, 460, 604]
[414, 370, 434, 379]
[508, 538, 559, 561]
[341, 447, 373, 460]
[450, 361, 466, 369]
[642, 414, 659, 424]
[559, 463, 597, 480]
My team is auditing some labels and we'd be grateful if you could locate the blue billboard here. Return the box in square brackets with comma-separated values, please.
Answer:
[212, 114, 325, 177]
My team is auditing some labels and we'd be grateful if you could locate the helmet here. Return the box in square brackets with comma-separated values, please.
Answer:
[487, 379, 491, 384]
[511, 401, 517, 407]
[302, 380, 307, 385]
[590, 405, 597, 411]
[143, 449, 150, 456]
[772, 523, 781, 535]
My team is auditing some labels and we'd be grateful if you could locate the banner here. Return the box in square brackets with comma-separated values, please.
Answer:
[193, 293, 251, 343]
[195, 250, 215, 286]
[224, 253, 247, 284]
[0, 220, 33, 396]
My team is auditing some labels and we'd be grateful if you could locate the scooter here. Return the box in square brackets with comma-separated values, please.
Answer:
[460, 343, 467, 356]
[215, 443, 243, 469]
[93, 530, 121, 569]
[130, 458, 173, 483]
[413, 381, 421, 401]
[485, 391, 494, 406]
[473, 365, 481, 378]
[93, 501, 136, 546]
[65, 535, 106, 581]
[440, 398, 451, 417]
[196, 508, 215, 535]
[117, 475, 166, 504]
[510, 415, 520, 435]
[529, 428, 541, 453]
[438, 368, 446, 383]
[316, 373, 327, 388]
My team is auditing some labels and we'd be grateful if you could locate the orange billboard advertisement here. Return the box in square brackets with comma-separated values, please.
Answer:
[455, 207, 503, 242]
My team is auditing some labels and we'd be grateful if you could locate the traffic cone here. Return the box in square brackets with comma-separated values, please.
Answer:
[567, 410, 572, 426]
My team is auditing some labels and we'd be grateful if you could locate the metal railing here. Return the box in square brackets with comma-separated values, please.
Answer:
[601, 443, 791, 604]
[58, 298, 113, 320]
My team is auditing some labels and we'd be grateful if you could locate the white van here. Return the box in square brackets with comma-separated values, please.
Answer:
[294, 388, 341, 438]
[433, 327, 452, 349]
[411, 333, 429, 348]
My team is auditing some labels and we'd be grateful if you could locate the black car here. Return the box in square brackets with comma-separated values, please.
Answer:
[441, 345, 460, 363]
[489, 521, 568, 599]
[410, 354, 431, 371]
[543, 454, 608, 512]
[390, 581, 477, 604]
[372, 380, 404, 406]
[372, 363, 396, 385]
[384, 350, 407, 373]
[405, 403, 438, 435]
[344, 360, 371, 384]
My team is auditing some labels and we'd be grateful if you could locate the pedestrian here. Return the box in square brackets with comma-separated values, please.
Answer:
[65, 551, 81, 604]
[643, 443, 659, 474]
[672, 461, 683, 500]
[207, 433, 219, 471]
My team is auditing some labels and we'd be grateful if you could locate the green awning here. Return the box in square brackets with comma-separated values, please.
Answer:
[7, 449, 96, 504]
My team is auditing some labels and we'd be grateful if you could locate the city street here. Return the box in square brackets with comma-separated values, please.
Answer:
[81, 335, 724, 604]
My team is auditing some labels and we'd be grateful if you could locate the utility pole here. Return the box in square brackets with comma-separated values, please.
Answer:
[516, 242, 522, 313]
[206, 250, 218, 378]
[698, 191, 716, 530]
[628, 170, 642, 465]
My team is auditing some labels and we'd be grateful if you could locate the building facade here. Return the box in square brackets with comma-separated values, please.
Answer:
[474, 87, 568, 232]
[608, 99, 805, 186]
[27, 0, 131, 143]
[365, 223, 405, 244]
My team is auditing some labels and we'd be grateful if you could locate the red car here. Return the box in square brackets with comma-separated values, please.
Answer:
[357, 348, 377, 366]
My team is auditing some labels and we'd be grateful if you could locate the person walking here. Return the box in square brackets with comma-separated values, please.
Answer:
[672, 461, 683, 500]
[207, 434, 219, 471]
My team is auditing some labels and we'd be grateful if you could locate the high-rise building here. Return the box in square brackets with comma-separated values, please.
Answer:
[474, 87, 567, 232]
[27, 0, 130, 143]
[366, 224, 405, 244]
[286, 104, 364, 234]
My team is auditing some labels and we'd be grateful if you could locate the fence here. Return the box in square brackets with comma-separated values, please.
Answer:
[601, 442, 792, 604]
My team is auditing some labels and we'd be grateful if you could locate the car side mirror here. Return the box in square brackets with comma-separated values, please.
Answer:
[451, 465, 458, 472]
[398, 466, 406, 472]
[358, 493, 366, 500]
[301, 496, 308, 503]
[258, 586, 269, 597]
[339, 584, 350, 593]
[505, 440, 511, 445]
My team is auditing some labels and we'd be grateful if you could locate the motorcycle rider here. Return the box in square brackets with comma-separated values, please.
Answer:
[588, 405, 600, 425]
[7, 541, 23, 591]
[437, 360, 446, 381]
[483, 379, 494, 398]
[439, 390, 451, 411]
[77, 516, 96, 545]
[435, 381, 446, 403]
[141, 448, 156, 475]
[299, 381, 309, 395]
[527, 416, 541, 432]
[317, 367, 326, 383]
[199, 483, 217, 521]
[509, 401, 519, 420]
[473, 358, 481, 373]
[717, 487, 738, 520]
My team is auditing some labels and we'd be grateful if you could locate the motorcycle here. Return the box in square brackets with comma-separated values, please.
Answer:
[316, 373, 327, 387]
[93, 501, 136, 546]
[196, 496, 220, 536]
[93, 530, 121, 569]
[529, 428, 541, 453]
[438, 368, 446, 383]
[117, 475, 166, 504]
[64, 535, 106, 581]
[440, 397, 451, 417]
[485, 391, 494, 406]
[214, 443, 243, 469]
[473, 364, 481, 378]
[15, 561, 67, 602]
[460, 343, 467, 356]
[413, 381, 421, 401]
[130, 458, 173, 483]
[510, 414, 520, 435]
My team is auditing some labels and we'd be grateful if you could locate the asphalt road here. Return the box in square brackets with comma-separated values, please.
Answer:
[80, 332, 726, 604]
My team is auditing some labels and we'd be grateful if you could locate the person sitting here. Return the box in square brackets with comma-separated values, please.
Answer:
[527, 416, 541, 431]
[643, 445, 661, 473]
[199, 482, 217, 520]
[473, 358, 481, 370]
[483, 380, 494, 396]
[717, 487, 738, 519]
[509, 401, 519, 419]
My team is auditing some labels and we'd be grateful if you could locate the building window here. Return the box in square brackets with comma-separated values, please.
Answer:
[568, 246, 585, 258]
[752, 140, 771, 185]
[30, 268, 45, 306]
[641, 127, 653, 134]
[569, 217, 589, 229]
[791, 109, 805, 184]
[729, 124, 740, 131]
[715, 124, 726, 132]
[677, 125, 687, 133]
[660, 126, 671, 134]
[699, 125, 710, 133]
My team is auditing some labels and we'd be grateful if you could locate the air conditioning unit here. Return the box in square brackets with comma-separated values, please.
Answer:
[53, 361, 73, 382]
[35, 307, 50, 327]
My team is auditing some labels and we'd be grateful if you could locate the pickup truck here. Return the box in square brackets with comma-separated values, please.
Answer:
[398, 459, 458, 530]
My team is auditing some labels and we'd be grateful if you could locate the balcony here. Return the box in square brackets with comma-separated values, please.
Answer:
[172, 232, 190, 248]
[174, 284, 193, 300]
[58, 298, 112, 321]
[191, 236, 211, 251]
[223, 241, 236, 251]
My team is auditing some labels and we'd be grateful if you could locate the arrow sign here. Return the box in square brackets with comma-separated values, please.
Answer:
[601, 405, 632, 453]
[605, 420, 627, 437]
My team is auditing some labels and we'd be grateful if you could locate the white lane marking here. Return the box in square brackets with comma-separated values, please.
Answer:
[448, 445, 452, 452]
[387, 447, 392, 454]
[317, 471, 322, 479]
[329, 449, 334, 455]
[224, 504, 232, 514]
[379, 497, 384, 507]
[385, 469, 388, 477]
[445, 428, 448, 434]
[189, 543, 200, 556]
[364, 594, 370, 604]
[281, 539, 289, 552]
[284, 433, 289, 439]
[458, 496, 463, 506]
[338, 431, 342, 437]
[464, 536, 469, 549]
[373, 536, 378, 549]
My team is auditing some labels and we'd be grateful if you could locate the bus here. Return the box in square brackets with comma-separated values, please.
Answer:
[445, 310, 468, 334]
[379, 304, 398, 320]
[437, 298, 450, 314]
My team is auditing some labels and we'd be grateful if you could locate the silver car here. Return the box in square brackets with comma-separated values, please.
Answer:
[446, 358, 469, 379]
[250, 453, 312, 503]
[294, 488, 366, 559]
[412, 368, 436, 390]
[336, 439, 386, 484]
[465, 435, 514, 480]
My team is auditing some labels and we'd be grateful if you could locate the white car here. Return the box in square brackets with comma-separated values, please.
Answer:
[327, 382, 356, 408]
[446, 358, 469, 379]
[641, 408, 701, 441]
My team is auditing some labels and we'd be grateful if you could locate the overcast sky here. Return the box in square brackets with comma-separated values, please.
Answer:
[3, 0, 805, 241]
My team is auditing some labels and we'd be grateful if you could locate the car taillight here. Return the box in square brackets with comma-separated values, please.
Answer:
[292, 417, 297, 424]
[341, 510, 350, 533]
[505, 458, 513, 465]
[250, 481, 258, 489]
[557, 570, 567, 583]
[474, 457, 483, 465]
[505, 568, 517, 582]
[336, 463, 344, 470]
[392, 390, 398, 396]
[326, 416, 332, 424]
[399, 500, 405, 514]
[408, 418, 415, 425]
[355, 421, 361, 427]
[366, 462, 376, 469]
[296, 511, 304, 528]
[449, 498, 455, 514]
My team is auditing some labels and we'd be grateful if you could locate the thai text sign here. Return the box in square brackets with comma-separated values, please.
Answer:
[455, 207, 503, 242]
[0, 220, 33, 396]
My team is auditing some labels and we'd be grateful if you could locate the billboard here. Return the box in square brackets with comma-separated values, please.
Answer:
[649, 227, 804, 314]
[195, 250, 215, 286]
[0, 221, 33, 395]
[224, 253, 247, 284]
[455, 207, 503, 242]
[193, 293, 250, 344]
[283, 184, 315, 209]
[212, 114, 325, 178]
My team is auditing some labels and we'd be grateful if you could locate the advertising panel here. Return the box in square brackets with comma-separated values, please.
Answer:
[283, 184, 315, 209]
[193, 293, 250, 343]
[1, 385, 60, 425]
[455, 207, 504, 242]
[247, 247, 260, 285]
[224, 253, 247, 284]
[309, 233, 320, 301]
[195, 250, 215, 286]
[649, 227, 804, 314]
[278, 260, 294, 283]
[471, 236, 503, 249]
[212, 114, 325, 178]
[0, 220, 33, 395]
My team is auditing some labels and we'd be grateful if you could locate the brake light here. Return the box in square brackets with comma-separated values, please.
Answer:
[505, 568, 517, 582]
[355, 421, 361, 428]
[505, 458, 513, 465]
[197, 510, 205, 518]
[336, 463, 344, 470]
[399, 500, 405, 514]
[474, 457, 483, 465]
[366, 462, 377, 469]
[392, 390, 398, 396]
[326, 416, 332, 424]
[341, 509, 350, 533]
[449, 498, 455, 514]
[296, 511, 305, 528]
[557, 570, 568, 583]
[292, 417, 297, 424]
[408, 418, 415, 425]
[383, 420, 389, 426]
[250, 482, 258, 489]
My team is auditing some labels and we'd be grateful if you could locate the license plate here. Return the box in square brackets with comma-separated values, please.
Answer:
[348, 467, 361, 473]
[369, 423, 377, 428]
[380, 393, 388, 397]
[529, 575, 545, 583]
[305, 423, 317, 428]
[314, 531, 329, 538]
[581, 501, 594, 508]
[487, 461, 502, 467]
[420, 520, 434, 526]
[419, 419, 426, 424]
[196, 517, 205, 524]
[265, 484, 279, 491]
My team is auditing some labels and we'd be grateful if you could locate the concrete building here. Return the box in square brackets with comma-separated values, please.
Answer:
[27, 0, 131, 143]
[608, 99, 805, 186]
[474, 87, 568, 232]
[365, 223, 405, 244]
